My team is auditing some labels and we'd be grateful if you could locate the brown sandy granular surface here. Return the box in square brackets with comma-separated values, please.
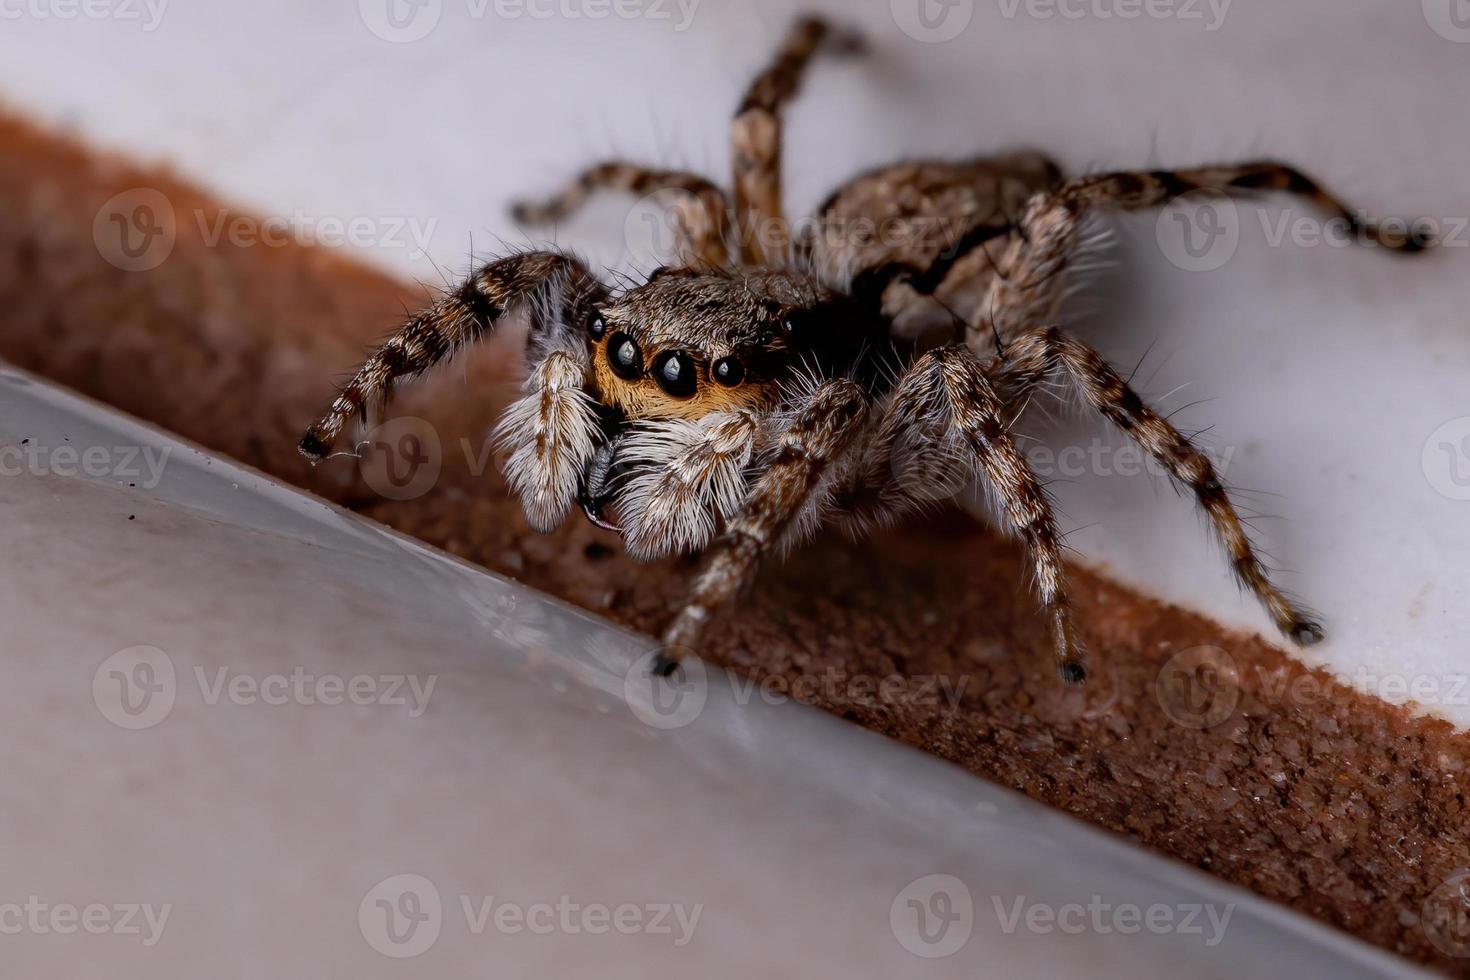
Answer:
[2, 108, 1468, 973]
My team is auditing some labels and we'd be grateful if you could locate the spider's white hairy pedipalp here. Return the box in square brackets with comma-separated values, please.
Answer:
[494, 348, 601, 533]
[616, 410, 763, 560]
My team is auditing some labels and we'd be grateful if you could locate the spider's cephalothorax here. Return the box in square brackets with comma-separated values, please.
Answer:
[301, 15, 1432, 683]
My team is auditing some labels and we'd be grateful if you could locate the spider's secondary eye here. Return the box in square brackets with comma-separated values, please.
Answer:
[711, 356, 745, 387]
[586, 311, 607, 341]
[607, 332, 643, 380]
[653, 351, 698, 399]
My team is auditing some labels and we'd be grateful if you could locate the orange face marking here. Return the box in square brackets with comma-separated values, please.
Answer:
[589, 336, 776, 421]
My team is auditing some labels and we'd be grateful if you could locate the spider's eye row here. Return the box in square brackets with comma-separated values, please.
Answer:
[711, 356, 745, 387]
[653, 350, 698, 399]
[586, 311, 607, 341]
[607, 332, 643, 380]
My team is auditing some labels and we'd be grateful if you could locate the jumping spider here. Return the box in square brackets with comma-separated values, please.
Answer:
[300, 16, 1430, 683]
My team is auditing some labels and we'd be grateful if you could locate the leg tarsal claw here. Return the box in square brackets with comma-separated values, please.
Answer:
[1290, 621, 1326, 647]
[650, 650, 685, 679]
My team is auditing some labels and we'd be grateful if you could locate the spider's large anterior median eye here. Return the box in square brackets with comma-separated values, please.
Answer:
[653, 350, 698, 399]
[607, 332, 643, 380]
[586, 310, 607, 341]
[711, 356, 745, 387]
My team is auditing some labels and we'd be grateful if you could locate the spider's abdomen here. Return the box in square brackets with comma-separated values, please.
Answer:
[801, 153, 1062, 341]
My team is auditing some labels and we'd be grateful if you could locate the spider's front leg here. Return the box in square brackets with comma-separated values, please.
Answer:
[653, 379, 870, 676]
[511, 163, 733, 269]
[299, 250, 608, 532]
[839, 346, 1087, 683]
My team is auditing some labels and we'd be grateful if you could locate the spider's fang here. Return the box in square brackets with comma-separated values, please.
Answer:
[579, 493, 621, 534]
[1059, 661, 1088, 686]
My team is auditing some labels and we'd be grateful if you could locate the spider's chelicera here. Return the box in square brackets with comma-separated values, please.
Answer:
[300, 16, 1431, 683]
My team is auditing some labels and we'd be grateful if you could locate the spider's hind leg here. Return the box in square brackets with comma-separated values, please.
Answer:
[974, 160, 1434, 342]
[510, 162, 733, 268]
[994, 325, 1325, 647]
[732, 15, 865, 266]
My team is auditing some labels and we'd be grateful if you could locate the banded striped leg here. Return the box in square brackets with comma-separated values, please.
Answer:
[994, 326, 1324, 647]
[299, 250, 608, 531]
[974, 160, 1433, 343]
[654, 378, 870, 676]
[511, 162, 734, 269]
[732, 15, 863, 266]
[843, 346, 1085, 682]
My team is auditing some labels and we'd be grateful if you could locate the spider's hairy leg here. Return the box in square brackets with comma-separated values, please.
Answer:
[732, 14, 864, 266]
[996, 326, 1325, 647]
[974, 161, 1433, 341]
[299, 250, 607, 531]
[511, 163, 733, 268]
[848, 346, 1085, 683]
[615, 411, 764, 561]
[1156, 161, 1434, 251]
[653, 379, 869, 676]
